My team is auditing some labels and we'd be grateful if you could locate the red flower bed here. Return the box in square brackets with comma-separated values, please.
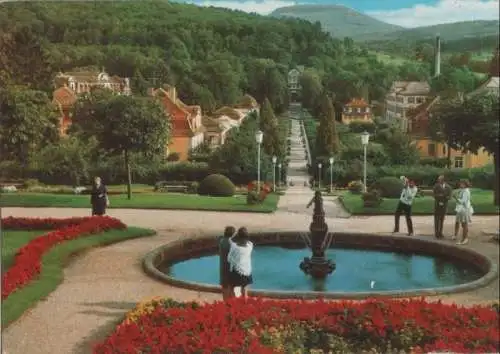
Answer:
[94, 297, 499, 354]
[2, 216, 126, 300]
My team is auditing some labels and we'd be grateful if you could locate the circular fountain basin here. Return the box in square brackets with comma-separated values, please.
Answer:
[143, 232, 498, 299]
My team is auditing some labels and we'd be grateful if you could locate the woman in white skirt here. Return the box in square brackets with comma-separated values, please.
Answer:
[227, 227, 253, 299]
[453, 179, 474, 245]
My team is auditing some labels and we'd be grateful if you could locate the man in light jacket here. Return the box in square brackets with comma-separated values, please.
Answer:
[393, 177, 418, 236]
[433, 175, 452, 239]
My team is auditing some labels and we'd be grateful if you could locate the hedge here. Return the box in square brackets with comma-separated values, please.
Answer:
[317, 165, 495, 190]
[0, 160, 274, 186]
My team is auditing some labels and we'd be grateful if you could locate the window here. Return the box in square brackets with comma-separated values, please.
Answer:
[365, 107, 370, 113]
[416, 97, 424, 104]
[428, 143, 436, 157]
[348, 107, 352, 113]
[407, 97, 415, 104]
[442, 145, 447, 155]
[454, 156, 464, 168]
[356, 108, 361, 113]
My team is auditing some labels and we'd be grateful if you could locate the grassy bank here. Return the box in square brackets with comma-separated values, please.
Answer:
[0, 192, 279, 213]
[2, 227, 155, 327]
[340, 188, 499, 215]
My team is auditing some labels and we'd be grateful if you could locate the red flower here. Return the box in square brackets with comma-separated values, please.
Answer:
[93, 297, 499, 353]
[2, 216, 126, 300]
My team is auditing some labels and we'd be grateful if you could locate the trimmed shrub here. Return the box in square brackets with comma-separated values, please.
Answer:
[198, 174, 235, 197]
[246, 191, 260, 205]
[347, 180, 364, 194]
[362, 190, 382, 207]
[371, 176, 404, 198]
[187, 181, 199, 194]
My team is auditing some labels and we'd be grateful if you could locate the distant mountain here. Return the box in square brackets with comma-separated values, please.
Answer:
[356, 20, 500, 42]
[270, 5, 403, 39]
[270, 5, 499, 45]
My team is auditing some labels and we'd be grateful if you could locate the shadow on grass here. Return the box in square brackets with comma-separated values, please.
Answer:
[75, 301, 138, 354]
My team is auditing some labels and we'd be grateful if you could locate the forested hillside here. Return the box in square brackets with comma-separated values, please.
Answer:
[0, 1, 430, 112]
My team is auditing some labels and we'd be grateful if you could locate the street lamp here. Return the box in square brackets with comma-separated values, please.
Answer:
[278, 163, 282, 187]
[255, 130, 264, 191]
[318, 162, 322, 189]
[329, 157, 334, 192]
[360, 131, 370, 192]
[272, 155, 277, 192]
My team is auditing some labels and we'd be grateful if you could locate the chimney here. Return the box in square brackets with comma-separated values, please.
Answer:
[434, 33, 441, 78]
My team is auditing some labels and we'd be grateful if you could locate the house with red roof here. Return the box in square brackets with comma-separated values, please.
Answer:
[150, 86, 205, 160]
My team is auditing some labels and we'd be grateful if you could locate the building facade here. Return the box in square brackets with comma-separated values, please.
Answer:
[341, 98, 373, 124]
[408, 97, 493, 168]
[287, 66, 304, 101]
[52, 69, 131, 134]
[150, 86, 205, 161]
[384, 81, 431, 132]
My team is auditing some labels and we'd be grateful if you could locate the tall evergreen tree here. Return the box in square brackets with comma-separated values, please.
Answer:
[259, 97, 281, 156]
[315, 93, 339, 158]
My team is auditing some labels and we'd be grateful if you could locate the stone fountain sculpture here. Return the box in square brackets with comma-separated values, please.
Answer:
[300, 191, 336, 278]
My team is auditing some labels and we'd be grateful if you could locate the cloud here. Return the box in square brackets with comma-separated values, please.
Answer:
[367, 0, 500, 28]
[186, 0, 296, 14]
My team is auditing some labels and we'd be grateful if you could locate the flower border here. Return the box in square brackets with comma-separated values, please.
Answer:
[94, 297, 500, 353]
[2, 216, 126, 299]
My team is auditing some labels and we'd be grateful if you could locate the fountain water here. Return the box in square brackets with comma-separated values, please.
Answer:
[300, 191, 336, 278]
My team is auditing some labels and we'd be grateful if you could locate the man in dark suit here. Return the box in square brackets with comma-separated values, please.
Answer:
[433, 175, 451, 239]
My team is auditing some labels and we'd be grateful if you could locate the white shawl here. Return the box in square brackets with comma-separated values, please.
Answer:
[227, 239, 253, 276]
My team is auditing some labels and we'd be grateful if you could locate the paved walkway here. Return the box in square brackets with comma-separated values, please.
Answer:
[278, 108, 349, 218]
[2, 207, 499, 354]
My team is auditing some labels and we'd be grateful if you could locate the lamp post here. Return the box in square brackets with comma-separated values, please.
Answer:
[272, 155, 277, 192]
[278, 163, 282, 187]
[255, 130, 264, 191]
[318, 163, 322, 189]
[329, 157, 334, 192]
[361, 131, 370, 192]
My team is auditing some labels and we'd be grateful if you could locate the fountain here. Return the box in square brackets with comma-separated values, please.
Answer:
[300, 191, 336, 278]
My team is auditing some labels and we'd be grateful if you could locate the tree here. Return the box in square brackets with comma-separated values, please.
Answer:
[299, 69, 323, 111]
[0, 86, 60, 165]
[210, 111, 272, 182]
[31, 136, 97, 186]
[315, 93, 339, 158]
[432, 92, 499, 205]
[71, 90, 171, 199]
[259, 98, 281, 157]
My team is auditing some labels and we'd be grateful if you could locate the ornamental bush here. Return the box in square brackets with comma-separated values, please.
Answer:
[362, 190, 382, 207]
[372, 176, 404, 198]
[198, 174, 235, 197]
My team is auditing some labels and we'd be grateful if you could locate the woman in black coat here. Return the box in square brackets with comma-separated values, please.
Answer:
[90, 177, 109, 216]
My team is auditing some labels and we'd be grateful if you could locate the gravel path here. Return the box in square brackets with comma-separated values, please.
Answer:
[2, 207, 499, 354]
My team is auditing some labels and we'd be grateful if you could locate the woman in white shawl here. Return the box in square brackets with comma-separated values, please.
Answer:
[453, 179, 474, 245]
[227, 227, 253, 299]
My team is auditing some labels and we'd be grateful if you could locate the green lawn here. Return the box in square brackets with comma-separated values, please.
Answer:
[0, 192, 279, 213]
[340, 189, 499, 215]
[2, 227, 155, 327]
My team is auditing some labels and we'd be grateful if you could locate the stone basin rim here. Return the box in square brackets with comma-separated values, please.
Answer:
[142, 231, 498, 300]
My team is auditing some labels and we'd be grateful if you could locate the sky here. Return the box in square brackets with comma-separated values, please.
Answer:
[185, 0, 500, 28]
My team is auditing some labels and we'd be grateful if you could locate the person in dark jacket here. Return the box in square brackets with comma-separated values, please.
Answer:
[433, 175, 452, 239]
[90, 177, 109, 216]
[218, 226, 236, 300]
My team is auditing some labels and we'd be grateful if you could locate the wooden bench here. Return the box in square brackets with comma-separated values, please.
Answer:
[164, 185, 188, 193]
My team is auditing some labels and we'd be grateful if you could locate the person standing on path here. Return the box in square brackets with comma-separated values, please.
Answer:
[433, 175, 452, 239]
[393, 177, 418, 236]
[218, 226, 236, 300]
[453, 179, 474, 245]
[227, 227, 254, 300]
[90, 177, 109, 216]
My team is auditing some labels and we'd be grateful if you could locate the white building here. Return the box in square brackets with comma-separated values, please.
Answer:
[384, 81, 431, 132]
